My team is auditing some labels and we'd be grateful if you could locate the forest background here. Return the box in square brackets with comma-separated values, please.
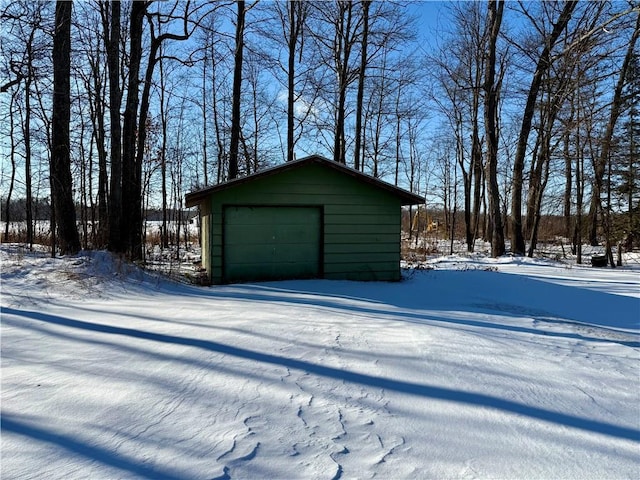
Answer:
[1, 0, 639, 266]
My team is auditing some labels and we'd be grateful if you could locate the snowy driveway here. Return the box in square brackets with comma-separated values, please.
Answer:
[2, 248, 639, 479]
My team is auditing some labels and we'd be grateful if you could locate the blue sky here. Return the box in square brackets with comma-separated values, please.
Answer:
[409, 1, 449, 40]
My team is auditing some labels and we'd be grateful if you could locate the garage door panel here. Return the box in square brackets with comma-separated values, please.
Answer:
[223, 206, 321, 282]
[224, 244, 315, 263]
[227, 260, 318, 279]
[226, 224, 313, 241]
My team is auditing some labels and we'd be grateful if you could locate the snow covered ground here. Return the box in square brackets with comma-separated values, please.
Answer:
[1, 244, 639, 479]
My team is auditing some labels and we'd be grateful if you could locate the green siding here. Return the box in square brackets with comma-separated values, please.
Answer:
[324, 243, 398, 254]
[203, 162, 403, 284]
[324, 224, 397, 235]
[199, 202, 212, 281]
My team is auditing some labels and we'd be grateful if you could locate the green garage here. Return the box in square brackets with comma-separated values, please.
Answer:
[185, 155, 424, 284]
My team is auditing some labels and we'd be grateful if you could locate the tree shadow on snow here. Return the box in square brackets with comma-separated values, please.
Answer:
[2, 306, 638, 445]
[1, 413, 184, 480]
[180, 270, 639, 347]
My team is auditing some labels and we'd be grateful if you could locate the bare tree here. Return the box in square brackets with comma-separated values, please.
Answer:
[555, 3, 626, 261]
[510, 0, 578, 255]
[50, 0, 80, 254]
[594, 11, 640, 266]
[119, 1, 146, 258]
[332, 0, 357, 164]
[484, 0, 505, 257]
[364, 47, 393, 177]
[201, 38, 210, 184]
[73, 1, 109, 248]
[520, 2, 610, 257]
[196, 13, 230, 184]
[283, 0, 308, 163]
[229, 0, 245, 179]
[158, 44, 170, 249]
[3, 91, 19, 242]
[137, 2, 196, 259]
[308, 0, 363, 164]
[353, 0, 371, 171]
[429, 2, 487, 253]
[101, 0, 123, 253]
[524, 59, 574, 257]
[1, 2, 52, 248]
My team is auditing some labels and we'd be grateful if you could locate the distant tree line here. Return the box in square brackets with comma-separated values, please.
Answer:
[1, 0, 638, 265]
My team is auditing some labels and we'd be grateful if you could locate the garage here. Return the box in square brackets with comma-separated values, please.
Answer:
[223, 206, 322, 283]
[185, 155, 424, 284]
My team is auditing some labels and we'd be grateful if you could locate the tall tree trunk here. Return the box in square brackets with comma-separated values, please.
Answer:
[51, 0, 80, 255]
[210, 40, 225, 183]
[24, 73, 34, 248]
[563, 106, 573, 247]
[354, 0, 370, 171]
[575, 138, 584, 264]
[134, 38, 164, 261]
[527, 132, 552, 257]
[159, 52, 169, 250]
[131, 3, 192, 257]
[461, 166, 472, 251]
[467, 40, 484, 253]
[394, 84, 401, 185]
[334, 0, 353, 164]
[484, 0, 505, 258]
[4, 92, 18, 243]
[371, 51, 388, 177]
[104, 0, 123, 253]
[287, 2, 295, 163]
[90, 53, 109, 248]
[250, 76, 259, 172]
[471, 139, 483, 250]
[524, 119, 542, 241]
[450, 165, 458, 255]
[21, 25, 38, 248]
[286, 1, 304, 163]
[229, 0, 245, 179]
[30, 69, 55, 254]
[79, 97, 89, 249]
[467, 119, 482, 252]
[629, 97, 637, 237]
[510, 1, 577, 254]
[121, 1, 145, 257]
[202, 49, 209, 184]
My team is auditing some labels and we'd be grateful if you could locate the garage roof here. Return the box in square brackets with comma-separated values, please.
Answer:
[185, 155, 425, 208]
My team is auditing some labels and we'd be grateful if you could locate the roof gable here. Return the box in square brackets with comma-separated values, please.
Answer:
[185, 155, 424, 207]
